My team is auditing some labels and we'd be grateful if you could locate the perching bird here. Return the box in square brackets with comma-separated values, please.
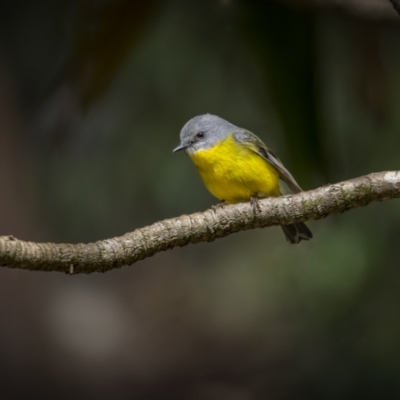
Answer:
[173, 114, 312, 244]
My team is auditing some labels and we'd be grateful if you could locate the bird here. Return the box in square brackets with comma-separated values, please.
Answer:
[173, 114, 312, 244]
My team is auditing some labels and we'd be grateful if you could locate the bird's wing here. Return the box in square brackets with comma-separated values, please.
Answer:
[233, 130, 303, 194]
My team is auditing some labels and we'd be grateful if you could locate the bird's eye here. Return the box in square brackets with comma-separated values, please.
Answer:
[197, 131, 205, 139]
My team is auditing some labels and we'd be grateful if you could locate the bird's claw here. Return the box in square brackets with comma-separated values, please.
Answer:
[211, 201, 225, 214]
[250, 196, 262, 214]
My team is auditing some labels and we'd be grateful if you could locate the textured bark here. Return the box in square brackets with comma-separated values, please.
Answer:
[0, 171, 399, 274]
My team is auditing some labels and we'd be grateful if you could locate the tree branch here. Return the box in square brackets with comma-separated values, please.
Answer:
[389, 0, 400, 15]
[0, 170, 399, 274]
[277, 0, 399, 20]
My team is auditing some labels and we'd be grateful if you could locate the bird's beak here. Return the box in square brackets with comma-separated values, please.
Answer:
[173, 143, 188, 153]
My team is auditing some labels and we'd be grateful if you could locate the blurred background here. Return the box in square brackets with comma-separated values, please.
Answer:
[1, 0, 400, 398]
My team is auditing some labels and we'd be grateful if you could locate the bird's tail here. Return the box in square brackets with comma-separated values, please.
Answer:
[281, 222, 312, 244]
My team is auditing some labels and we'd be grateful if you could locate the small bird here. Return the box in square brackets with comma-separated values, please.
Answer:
[173, 114, 312, 244]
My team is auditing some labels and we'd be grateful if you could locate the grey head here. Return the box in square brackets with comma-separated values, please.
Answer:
[173, 114, 239, 154]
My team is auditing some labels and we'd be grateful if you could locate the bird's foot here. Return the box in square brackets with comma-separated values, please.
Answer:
[211, 201, 225, 214]
[250, 196, 262, 214]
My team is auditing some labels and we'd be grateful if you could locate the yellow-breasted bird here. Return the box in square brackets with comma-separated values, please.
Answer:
[173, 114, 312, 244]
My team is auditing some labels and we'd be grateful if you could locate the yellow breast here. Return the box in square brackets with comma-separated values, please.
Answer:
[189, 134, 280, 204]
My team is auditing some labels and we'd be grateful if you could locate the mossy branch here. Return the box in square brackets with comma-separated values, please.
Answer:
[0, 170, 399, 274]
